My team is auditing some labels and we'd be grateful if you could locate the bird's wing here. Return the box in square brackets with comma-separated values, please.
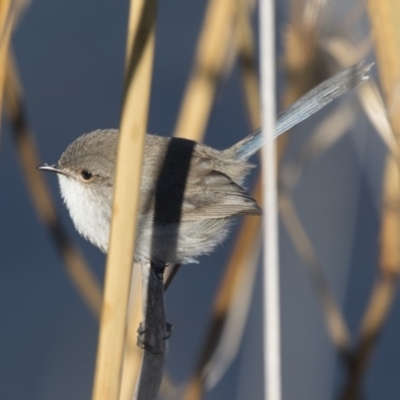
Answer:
[180, 170, 261, 221]
[144, 138, 260, 223]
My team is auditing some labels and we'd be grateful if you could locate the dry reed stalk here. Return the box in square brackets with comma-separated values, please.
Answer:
[323, 37, 399, 158]
[236, 0, 259, 128]
[119, 265, 143, 400]
[281, 0, 330, 156]
[91, 0, 158, 398]
[5, 54, 102, 317]
[340, 3, 400, 397]
[280, 100, 357, 190]
[259, 0, 281, 398]
[0, 0, 13, 132]
[173, 0, 237, 141]
[120, 0, 238, 395]
[121, 0, 238, 396]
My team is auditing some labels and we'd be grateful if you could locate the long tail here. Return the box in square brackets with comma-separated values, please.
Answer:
[225, 61, 373, 161]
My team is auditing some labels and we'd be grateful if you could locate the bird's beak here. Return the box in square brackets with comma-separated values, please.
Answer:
[37, 164, 65, 175]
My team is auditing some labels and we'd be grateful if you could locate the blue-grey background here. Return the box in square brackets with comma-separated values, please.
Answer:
[0, 1, 397, 399]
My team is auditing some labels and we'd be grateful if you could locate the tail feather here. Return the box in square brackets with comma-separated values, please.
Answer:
[226, 61, 372, 161]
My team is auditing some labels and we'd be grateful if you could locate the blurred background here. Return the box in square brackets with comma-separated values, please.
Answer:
[0, 0, 398, 399]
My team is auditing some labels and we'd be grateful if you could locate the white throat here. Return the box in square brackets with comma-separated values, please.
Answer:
[58, 175, 111, 252]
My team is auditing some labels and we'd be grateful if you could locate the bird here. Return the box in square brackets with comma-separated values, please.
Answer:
[38, 62, 371, 265]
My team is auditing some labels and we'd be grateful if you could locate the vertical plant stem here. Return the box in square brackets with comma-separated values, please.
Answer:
[91, 0, 158, 399]
[133, 263, 167, 399]
[259, 1, 281, 400]
[119, 265, 143, 400]
[173, 0, 236, 141]
[122, 0, 239, 395]
[0, 0, 13, 134]
[236, 0, 260, 128]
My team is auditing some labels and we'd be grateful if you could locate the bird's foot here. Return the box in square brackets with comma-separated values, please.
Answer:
[137, 322, 173, 353]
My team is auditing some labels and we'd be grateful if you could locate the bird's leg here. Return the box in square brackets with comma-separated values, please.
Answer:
[136, 260, 172, 353]
[151, 259, 166, 280]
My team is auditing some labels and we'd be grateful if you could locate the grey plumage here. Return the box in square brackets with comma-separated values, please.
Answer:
[39, 62, 371, 264]
[56, 131, 259, 263]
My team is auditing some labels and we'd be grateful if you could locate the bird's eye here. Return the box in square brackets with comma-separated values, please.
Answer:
[81, 170, 93, 181]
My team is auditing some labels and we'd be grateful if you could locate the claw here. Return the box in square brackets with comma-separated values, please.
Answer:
[136, 322, 173, 352]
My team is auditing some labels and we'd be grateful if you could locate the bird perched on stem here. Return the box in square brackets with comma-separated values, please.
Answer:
[39, 62, 371, 264]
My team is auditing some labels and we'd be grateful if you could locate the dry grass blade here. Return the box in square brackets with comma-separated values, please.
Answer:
[279, 0, 330, 160]
[0, 0, 13, 134]
[357, 79, 398, 157]
[123, 0, 240, 396]
[339, 1, 400, 398]
[279, 194, 352, 354]
[283, 0, 328, 110]
[340, 272, 397, 400]
[173, 0, 236, 141]
[91, 0, 158, 399]
[5, 53, 102, 317]
[280, 101, 357, 191]
[164, 263, 181, 291]
[236, 0, 259, 128]
[324, 37, 399, 159]
[120, 264, 143, 400]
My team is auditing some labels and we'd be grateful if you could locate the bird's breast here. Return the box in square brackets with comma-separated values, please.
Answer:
[58, 175, 112, 252]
